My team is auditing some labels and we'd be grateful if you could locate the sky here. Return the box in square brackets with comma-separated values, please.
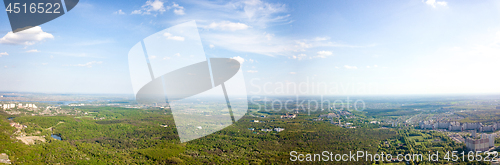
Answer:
[1, 0, 500, 96]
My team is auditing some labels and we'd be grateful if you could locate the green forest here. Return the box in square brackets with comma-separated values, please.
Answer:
[0, 106, 470, 164]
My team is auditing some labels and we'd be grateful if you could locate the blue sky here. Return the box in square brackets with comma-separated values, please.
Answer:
[1, 0, 500, 95]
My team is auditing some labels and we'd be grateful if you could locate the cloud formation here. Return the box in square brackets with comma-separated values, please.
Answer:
[171, 2, 185, 15]
[66, 61, 103, 68]
[0, 26, 54, 45]
[163, 33, 185, 41]
[114, 9, 126, 15]
[132, 0, 186, 16]
[344, 65, 357, 69]
[291, 54, 307, 60]
[425, 0, 447, 8]
[0, 52, 8, 57]
[139, 0, 362, 57]
[315, 51, 332, 58]
[206, 21, 250, 31]
[132, 0, 166, 15]
[231, 56, 245, 64]
[26, 49, 40, 53]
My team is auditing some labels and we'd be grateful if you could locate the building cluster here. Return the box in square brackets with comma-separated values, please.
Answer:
[465, 133, 496, 152]
[247, 127, 285, 133]
[319, 113, 339, 118]
[9, 122, 26, 129]
[274, 128, 285, 132]
[281, 113, 297, 119]
[1, 103, 37, 110]
[392, 121, 400, 127]
[338, 111, 352, 116]
[68, 103, 85, 106]
[0, 153, 10, 164]
[449, 134, 465, 143]
[419, 120, 500, 132]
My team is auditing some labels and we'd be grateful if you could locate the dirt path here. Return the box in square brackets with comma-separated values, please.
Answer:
[45, 121, 65, 131]
[16, 136, 46, 145]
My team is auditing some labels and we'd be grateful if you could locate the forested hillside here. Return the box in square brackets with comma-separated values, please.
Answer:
[0, 107, 397, 164]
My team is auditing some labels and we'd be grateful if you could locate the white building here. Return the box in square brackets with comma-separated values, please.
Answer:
[274, 128, 285, 132]
[466, 133, 495, 152]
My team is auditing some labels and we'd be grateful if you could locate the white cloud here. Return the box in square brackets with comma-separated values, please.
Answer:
[366, 66, 371, 68]
[204, 32, 293, 56]
[206, 21, 250, 31]
[166, 1, 311, 56]
[436, 1, 447, 6]
[294, 38, 365, 52]
[264, 33, 274, 40]
[163, 33, 185, 41]
[315, 51, 333, 58]
[231, 56, 245, 64]
[248, 59, 254, 63]
[172, 0, 360, 57]
[149, 55, 157, 59]
[147, 0, 165, 12]
[49, 52, 104, 58]
[174, 53, 181, 56]
[289, 72, 296, 74]
[291, 54, 307, 60]
[132, 1, 186, 16]
[374, 65, 378, 68]
[173, 9, 185, 15]
[425, 0, 447, 8]
[209, 44, 215, 48]
[0, 52, 8, 57]
[131, 10, 142, 14]
[66, 61, 103, 68]
[132, 0, 166, 15]
[314, 37, 329, 41]
[344, 65, 357, 69]
[26, 49, 40, 53]
[114, 9, 126, 15]
[72, 39, 114, 46]
[163, 56, 171, 60]
[0, 26, 54, 45]
[247, 70, 258, 73]
[295, 41, 312, 49]
[171, 2, 185, 15]
[243, 0, 287, 25]
[42, 63, 48, 65]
